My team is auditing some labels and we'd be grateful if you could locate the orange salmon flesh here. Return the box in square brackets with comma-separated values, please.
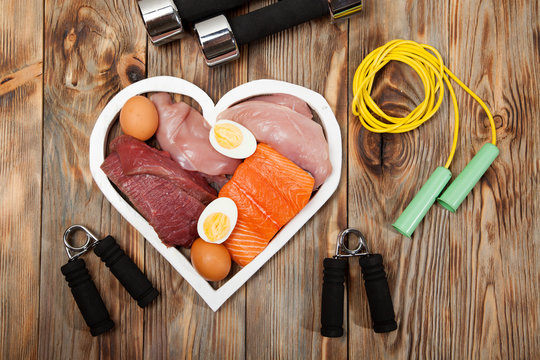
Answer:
[219, 144, 314, 266]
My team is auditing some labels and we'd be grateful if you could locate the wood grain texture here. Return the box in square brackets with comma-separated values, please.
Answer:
[0, 0, 538, 358]
[348, 0, 539, 359]
[39, 0, 146, 358]
[244, 1, 349, 358]
[348, 0, 453, 357]
[142, 10, 248, 359]
[447, 0, 540, 358]
[0, 0, 42, 359]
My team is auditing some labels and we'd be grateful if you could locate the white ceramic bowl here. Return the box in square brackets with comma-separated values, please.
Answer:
[89, 76, 342, 311]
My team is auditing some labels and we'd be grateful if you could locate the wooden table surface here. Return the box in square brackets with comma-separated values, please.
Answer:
[1, 0, 539, 358]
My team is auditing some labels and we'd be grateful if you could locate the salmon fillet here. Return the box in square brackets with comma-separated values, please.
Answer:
[219, 144, 314, 266]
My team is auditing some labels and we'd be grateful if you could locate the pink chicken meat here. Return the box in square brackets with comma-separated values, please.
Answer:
[217, 100, 332, 188]
[151, 93, 241, 176]
[246, 94, 313, 119]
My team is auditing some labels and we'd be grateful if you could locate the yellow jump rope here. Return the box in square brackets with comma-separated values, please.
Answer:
[352, 39, 499, 237]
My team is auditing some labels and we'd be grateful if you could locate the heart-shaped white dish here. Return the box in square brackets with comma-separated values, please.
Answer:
[89, 76, 341, 311]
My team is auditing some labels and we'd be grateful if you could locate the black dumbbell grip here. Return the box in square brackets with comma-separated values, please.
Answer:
[358, 254, 397, 333]
[93, 236, 159, 308]
[177, 0, 250, 23]
[229, 0, 330, 46]
[321, 257, 348, 337]
[61, 258, 114, 336]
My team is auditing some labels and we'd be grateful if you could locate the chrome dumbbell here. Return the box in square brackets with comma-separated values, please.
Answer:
[137, 0, 251, 45]
[194, 0, 363, 66]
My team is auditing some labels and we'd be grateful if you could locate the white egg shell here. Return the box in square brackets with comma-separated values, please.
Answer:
[209, 119, 257, 159]
[197, 197, 238, 244]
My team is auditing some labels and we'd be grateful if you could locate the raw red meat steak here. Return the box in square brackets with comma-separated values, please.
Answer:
[101, 136, 213, 247]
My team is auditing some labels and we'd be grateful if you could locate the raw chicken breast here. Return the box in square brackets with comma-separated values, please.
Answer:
[217, 101, 332, 188]
[151, 93, 241, 176]
[246, 94, 313, 119]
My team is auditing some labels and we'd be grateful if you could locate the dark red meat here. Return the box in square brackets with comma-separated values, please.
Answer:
[101, 136, 214, 247]
[110, 136, 217, 205]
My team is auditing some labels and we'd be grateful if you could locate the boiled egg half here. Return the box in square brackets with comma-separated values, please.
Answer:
[209, 120, 257, 159]
[197, 197, 238, 244]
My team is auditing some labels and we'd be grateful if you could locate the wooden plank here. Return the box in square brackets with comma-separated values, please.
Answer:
[0, 0, 537, 357]
[143, 19, 248, 360]
[447, 0, 540, 358]
[39, 0, 146, 358]
[0, 0, 42, 358]
[348, 0, 452, 358]
[243, 5, 349, 359]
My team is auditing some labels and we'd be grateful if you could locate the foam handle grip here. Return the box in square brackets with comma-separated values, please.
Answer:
[321, 258, 348, 337]
[176, 0, 250, 22]
[358, 254, 397, 333]
[61, 258, 114, 336]
[229, 0, 329, 45]
[93, 236, 159, 308]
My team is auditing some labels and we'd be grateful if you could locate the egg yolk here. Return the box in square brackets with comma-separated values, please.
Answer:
[203, 212, 231, 242]
[214, 123, 243, 149]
